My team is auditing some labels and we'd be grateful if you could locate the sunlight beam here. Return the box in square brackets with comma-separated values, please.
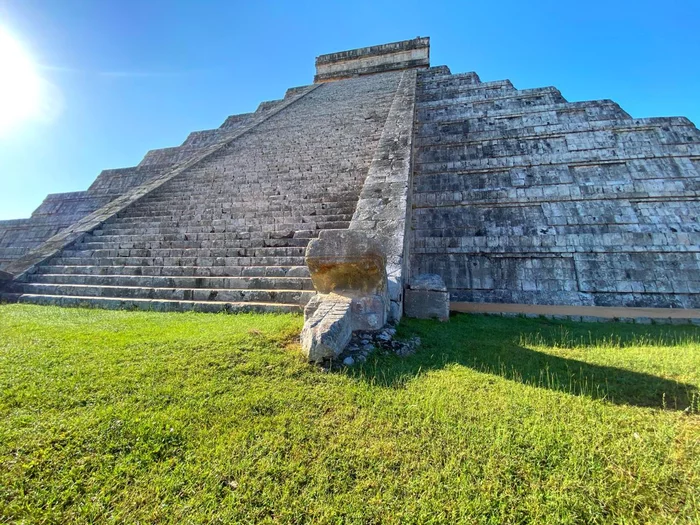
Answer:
[0, 26, 52, 135]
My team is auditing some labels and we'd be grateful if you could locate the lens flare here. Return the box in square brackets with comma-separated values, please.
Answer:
[0, 27, 44, 135]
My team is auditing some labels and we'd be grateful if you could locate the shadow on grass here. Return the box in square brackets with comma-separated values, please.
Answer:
[351, 313, 699, 411]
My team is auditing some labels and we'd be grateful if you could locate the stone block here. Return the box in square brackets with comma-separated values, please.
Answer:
[306, 230, 388, 296]
[404, 273, 449, 321]
[350, 294, 388, 331]
[315, 37, 429, 83]
[300, 294, 353, 362]
[305, 290, 387, 337]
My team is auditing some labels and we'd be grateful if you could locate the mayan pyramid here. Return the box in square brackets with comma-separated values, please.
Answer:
[1, 37, 699, 339]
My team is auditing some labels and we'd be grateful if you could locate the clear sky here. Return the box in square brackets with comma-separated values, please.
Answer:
[0, 0, 698, 220]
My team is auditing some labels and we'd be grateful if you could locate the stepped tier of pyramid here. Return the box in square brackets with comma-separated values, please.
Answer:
[1, 37, 699, 336]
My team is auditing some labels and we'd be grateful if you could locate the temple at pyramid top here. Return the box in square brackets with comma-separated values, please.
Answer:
[314, 37, 430, 83]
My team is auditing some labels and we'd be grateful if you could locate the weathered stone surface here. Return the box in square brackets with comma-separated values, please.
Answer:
[305, 289, 387, 335]
[2, 36, 699, 323]
[304, 231, 390, 333]
[411, 66, 700, 309]
[300, 294, 353, 362]
[405, 273, 449, 321]
[306, 230, 387, 296]
[3, 68, 406, 314]
[349, 294, 388, 331]
[347, 68, 418, 321]
[409, 273, 447, 292]
[315, 37, 429, 83]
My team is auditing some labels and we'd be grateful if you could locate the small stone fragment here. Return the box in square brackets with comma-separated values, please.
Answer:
[300, 294, 353, 362]
[405, 273, 449, 322]
[377, 331, 392, 342]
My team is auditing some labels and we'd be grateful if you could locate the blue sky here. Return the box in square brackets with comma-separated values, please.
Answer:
[0, 0, 698, 220]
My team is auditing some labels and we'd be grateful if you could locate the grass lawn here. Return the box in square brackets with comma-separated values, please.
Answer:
[0, 304, 699, 524]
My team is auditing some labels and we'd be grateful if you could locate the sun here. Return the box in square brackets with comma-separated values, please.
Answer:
[0, 27, 42, 135]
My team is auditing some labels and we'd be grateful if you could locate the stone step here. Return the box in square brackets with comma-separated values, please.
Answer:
[87, 230, 319, 242]
[417, 82, 516, 103]
[150, 181, 365, 194]
[113, 201, 356, 212]
[152, 178, 366, 190]
[145, 189, 362, 202]
[127, 193, 359, 204]
[111, 212, 354, 223]
[76, 238, 311, 250]
[36, 265, 310, 278]
[417, 100, 629, 124]
[418, 78, 512, 93]
[117, 205, 357, 219]
[417, 96, 567, 118]
[30, 273, 315, 290]
[15, 282, 315, 304]
[415, 144, 700, 174]
[417, 87, 566, 109]
[418, 73, 483, 90]
[220, 113, 254, 130]
[113, 209, 356, 222]
[116, 199, 358, 213]
[90, 226, 308, 237]
[411, 236, 700, 254]
[117, 203, 357, 216]
[127, 204, 358, 217]
[15, 293, 303, 314]
[414, 120, 698, 149]
[149, 185, 364, 196]
[417, 115, 696, 140]
[60, 246, 307, 258]
[144, 187, 361, 199]
[0, 246, 32, 257]
[49, 256, 307, 267]
[0, 292, 22, 303]
[97, 220, 351, 233]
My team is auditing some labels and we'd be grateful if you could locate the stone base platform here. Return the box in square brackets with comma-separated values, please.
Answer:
[451, 302, 700, 324]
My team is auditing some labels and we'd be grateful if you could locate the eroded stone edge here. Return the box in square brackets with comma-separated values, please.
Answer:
[301, 69, 418, 360]
[348, 68, 418, 322]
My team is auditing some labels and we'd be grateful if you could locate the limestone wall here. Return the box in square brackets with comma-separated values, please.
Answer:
[410, 67, 700, 308]
[0, 192, 114, 269]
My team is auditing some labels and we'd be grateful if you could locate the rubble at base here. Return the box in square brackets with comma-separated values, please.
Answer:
[318, 325, 422, 370]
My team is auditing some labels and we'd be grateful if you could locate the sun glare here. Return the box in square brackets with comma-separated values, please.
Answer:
[0, 27, 43, 135]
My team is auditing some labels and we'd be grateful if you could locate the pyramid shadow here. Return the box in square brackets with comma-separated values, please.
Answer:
[350, 314, 699, 411]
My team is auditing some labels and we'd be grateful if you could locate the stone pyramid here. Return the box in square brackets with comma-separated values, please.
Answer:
[0, 37, 698, 335]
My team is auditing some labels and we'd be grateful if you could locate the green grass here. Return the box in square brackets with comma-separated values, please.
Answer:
[0, 304, 698, 524]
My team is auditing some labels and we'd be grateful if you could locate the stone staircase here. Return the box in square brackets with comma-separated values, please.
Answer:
[7, 71, 404, 312]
